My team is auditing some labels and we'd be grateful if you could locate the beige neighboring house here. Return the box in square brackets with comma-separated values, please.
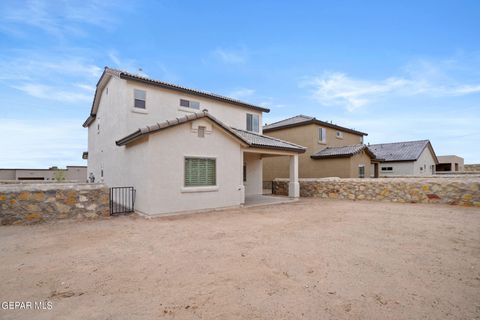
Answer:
[436, 155, 464, 172]
[368, 140, 438, 176]
[0, 166, 87, 181]
[262, 115, 377, 182]
[83, 67, 305, 216]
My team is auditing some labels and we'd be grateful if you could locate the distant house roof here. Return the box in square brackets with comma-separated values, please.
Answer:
[231, 128, 306, 152]
[263, 115, 368, 136]
[116, 111, 306, 153]
[83, 67, 269, 127]
[368, 140, 438, 163]
[311, 144, 377, 159]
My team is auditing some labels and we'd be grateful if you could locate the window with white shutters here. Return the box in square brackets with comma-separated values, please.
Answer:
[184, 158, 216, 187]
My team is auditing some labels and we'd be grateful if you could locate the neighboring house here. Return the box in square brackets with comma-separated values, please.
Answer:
[368, 140, 438, 176]
[0, 166, 87, 181]
[262, 115, 377, 181]
[436, 155, 464, 173]
[83, 67, 305, 216]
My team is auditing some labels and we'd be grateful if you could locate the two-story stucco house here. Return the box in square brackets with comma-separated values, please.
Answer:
[83, 67, 305, 216]
[368, 140, 438, 176]
[262, 115, 379, 183]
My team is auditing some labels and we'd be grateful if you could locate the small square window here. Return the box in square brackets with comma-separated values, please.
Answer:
[134, 89, 146, 109]
[336, 131, 343, 138]
[180, 99, 200, 110]
[185, 158, 216, 187]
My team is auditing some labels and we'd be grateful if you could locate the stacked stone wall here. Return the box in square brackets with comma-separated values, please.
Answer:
[465, 164, 480, 172]
[0, 183, 109, 225]
[273, 178, 480, 207]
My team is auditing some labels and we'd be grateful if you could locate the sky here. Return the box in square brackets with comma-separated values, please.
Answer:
[0, 0, 479, 168]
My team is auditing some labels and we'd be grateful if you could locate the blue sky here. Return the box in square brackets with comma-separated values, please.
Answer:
[1, 0, 479, 168]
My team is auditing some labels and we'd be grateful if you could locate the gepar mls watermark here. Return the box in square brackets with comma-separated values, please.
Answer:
[1, 301, 53, 311]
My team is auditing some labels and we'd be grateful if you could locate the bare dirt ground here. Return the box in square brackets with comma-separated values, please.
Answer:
[1, 199, 479, 320]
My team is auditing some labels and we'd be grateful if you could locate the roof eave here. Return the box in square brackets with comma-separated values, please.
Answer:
[311, 154, 352, 159]
[250, 144, 306, 154]
[116, 129, 143, 146]
[119, 72, 270, 113]
[263, 119, 368, 136]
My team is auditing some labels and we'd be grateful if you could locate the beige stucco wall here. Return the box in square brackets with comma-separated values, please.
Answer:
[0, 170, 16, 180]
[437, 155, 464, 172]
[349, 151, 372, 178]
[117, 120, 244, 215]
[243, 152, 263, 196]
[124, 80, 263, 134]
[262, 124, 366, 180]
[88, 76, 264, 188]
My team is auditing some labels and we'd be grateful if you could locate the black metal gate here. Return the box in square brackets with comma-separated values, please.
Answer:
[109, 187, 135, 215]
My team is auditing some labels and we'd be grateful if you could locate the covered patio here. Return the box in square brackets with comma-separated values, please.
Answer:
[230, 128, 306, 202]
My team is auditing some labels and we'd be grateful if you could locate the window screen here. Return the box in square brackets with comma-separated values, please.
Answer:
[134, 89, 146, 109]
[246, 113, 259, 132]
[180, 99, 200, 110]
[184, 158, 216, 186]
[358, 166, 365, 178]
[319, 127, 326, 142]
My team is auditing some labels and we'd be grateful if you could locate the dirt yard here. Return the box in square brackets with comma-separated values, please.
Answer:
[0, 199, 479, 320]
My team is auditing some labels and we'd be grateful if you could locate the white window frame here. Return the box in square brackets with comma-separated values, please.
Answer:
[336, 131, 343, 139]
[133, 89, 146, 108]
[319, 127, 326, 144]
[358, 165, 365, 178]
[246, 113, 259, 133]
[132, 89, 148, 114]
[181, 156, 218, 193]
[179, 99, 200, 112]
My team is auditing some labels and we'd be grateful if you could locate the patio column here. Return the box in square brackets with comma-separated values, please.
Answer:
[288, 154, 300, 198]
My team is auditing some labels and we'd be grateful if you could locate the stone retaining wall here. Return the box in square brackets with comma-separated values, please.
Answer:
[273, 178, 480, 207]
[465, 164, 480, 172]
[0, 183, 110, 225]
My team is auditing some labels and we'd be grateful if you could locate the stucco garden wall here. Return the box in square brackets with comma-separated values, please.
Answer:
[273, 177, 480, 207]
[0, 183, 109, 225]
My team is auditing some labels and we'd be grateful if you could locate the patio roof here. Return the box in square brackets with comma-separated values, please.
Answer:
[115, 111, 306, 153]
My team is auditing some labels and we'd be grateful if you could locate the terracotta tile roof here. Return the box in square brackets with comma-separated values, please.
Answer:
[311, 144, 376, 159]
[263, 114, 367, 136]
[231, 128, 306, 152]
[116, 111, 306, 153]
[113, 67, 269, 111]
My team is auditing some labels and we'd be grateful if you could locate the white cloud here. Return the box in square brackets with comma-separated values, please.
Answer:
[0, 53, 101, 103]
[0, 118, 87, 168]
[107, 51, 150, 77]
[13, 83, 92, 102]
[0, 0, 124, 38]
[213, 47, 248, 64]
[304, 59, 480, 111]
[228, 88, 255, 99]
